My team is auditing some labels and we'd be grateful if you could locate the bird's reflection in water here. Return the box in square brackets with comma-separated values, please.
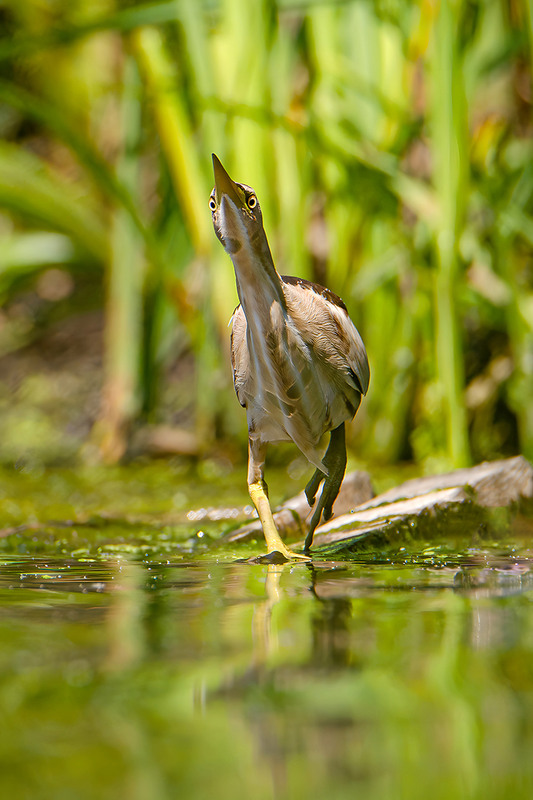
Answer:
[248, 563, 297, 800]
[251, 564, 287, 667]
[306, 564, 356, 669]
[246, 562, 360, 797]
[310, 594, 354, 669]
[251, 562, 357, 669]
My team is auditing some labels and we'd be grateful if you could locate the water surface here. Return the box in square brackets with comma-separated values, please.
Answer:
[1, 465, 533, 799]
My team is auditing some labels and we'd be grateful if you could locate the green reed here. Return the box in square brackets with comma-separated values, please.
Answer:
[0, 0, 531, 466]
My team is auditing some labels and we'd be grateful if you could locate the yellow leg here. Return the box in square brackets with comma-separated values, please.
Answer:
[247, 437, 310, 561]
[249, 481, 310, 561]
[248, 481, 311, 561]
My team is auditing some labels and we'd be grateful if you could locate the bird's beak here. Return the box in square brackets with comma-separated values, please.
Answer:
[212, 154, 243, 208]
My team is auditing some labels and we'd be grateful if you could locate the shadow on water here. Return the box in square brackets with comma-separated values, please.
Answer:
[1, 539, 533, 800]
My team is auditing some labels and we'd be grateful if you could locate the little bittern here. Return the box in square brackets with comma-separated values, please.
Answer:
[210, 154, 369, 559]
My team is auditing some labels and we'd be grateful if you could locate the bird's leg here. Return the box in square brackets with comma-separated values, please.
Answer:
[304, 423, 347, 552]
[248, 438, 310, 561]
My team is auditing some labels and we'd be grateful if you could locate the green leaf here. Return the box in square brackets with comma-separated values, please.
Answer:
[0, 142, 107, 262]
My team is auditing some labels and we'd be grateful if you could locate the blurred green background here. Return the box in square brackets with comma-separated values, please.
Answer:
[1, 0, 532, 473]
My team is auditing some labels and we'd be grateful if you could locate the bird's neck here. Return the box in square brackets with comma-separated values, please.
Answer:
[231, 231, 287, 325]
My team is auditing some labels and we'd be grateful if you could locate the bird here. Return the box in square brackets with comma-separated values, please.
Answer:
[209, 154, 369, 560]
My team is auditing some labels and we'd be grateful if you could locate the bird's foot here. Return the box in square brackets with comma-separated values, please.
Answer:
[242, 547, 310, 564]
[304, 469, 342, 552]
[303, 425, 347, 552]
[270, 545, 311, 562]
[264, 536, 311, 562]
[248, 479, 311, 561]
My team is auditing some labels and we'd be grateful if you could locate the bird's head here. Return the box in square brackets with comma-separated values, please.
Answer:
[209, 154, 265, 256]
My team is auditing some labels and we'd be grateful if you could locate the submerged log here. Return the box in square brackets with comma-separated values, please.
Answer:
[309, 455, 533, 553]
[223, 455, 533, 553]
[223, 470, 374, 544]
[354, 455, 533, 509]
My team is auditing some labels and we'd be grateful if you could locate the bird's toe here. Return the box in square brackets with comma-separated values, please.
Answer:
[305, 467, 325, 507]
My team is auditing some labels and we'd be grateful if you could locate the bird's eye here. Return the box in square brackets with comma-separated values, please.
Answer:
[209, 197, 216, 211]
[247, 195, 257, 210]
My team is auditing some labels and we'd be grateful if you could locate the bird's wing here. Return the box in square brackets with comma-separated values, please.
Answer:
[230, 305, 248, 408]
[282, 276, 370, 403]
[230, 281, 369, 473]
[335, 308, 370, 397]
